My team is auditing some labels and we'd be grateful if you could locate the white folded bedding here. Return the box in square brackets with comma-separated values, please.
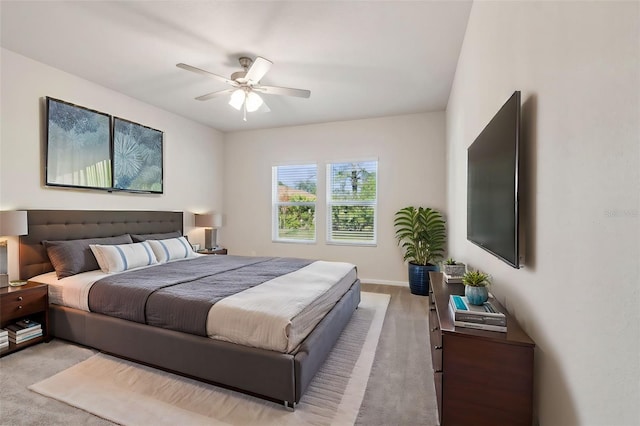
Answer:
[29, 258, 357, 353]
[31, 270, 107, 311]
[207, 260, 357, 353]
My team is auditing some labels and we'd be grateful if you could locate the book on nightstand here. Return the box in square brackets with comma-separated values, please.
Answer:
[5, 321, 41, 335]
[449, 295, 507, 332]
[15, 319, 40, 329]
[0, 330, 8, 349]
[7, 328, 43, 344]
[5, 319, 43, 343]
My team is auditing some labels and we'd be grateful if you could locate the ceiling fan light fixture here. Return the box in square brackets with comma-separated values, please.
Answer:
[178, 56, 310, 120]
[245, 91, 264, 112]
[229, 89, 245, 110]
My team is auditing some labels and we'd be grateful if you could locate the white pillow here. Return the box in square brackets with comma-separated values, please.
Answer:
[148, 237, 197, 263]
[90, 241, 158, 273]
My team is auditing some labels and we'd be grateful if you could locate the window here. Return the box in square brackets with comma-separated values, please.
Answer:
[327, 160, 378, 245]
[272, 164, 317, 242]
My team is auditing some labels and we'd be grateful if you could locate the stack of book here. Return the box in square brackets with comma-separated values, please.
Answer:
[0, 329, 8, 351]
[5, 319, 43, 344]
[449, 294, 507, 332]
[443, 272, 463, 284]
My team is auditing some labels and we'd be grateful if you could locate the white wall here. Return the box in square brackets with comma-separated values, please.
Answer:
[447, 2, 639, 425]
[223, 113, 446, 283]
[0, 48, 224, 279]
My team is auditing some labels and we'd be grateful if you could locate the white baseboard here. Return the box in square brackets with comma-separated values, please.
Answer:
[359, 278, 407, 287]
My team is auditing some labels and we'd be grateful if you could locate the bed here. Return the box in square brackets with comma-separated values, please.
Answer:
[19, 210, 361, 409]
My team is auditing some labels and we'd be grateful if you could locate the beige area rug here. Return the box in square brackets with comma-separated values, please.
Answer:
[29, 292, 390, 426]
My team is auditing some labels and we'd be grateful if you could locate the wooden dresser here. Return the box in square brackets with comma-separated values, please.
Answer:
[428, 272, 535, 425]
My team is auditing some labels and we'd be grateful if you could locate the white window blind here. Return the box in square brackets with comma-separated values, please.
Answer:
[272, 164, 317, 242]
[326, 160, 378, 245]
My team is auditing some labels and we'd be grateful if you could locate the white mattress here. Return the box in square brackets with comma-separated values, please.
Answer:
[30, 259, 357, 353]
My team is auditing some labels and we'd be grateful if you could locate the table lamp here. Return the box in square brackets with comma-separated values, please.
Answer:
[195, 213, 223, 250]
[0, 211, 28, 287]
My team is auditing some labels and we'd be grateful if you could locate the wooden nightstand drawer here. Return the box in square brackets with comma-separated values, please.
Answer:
[1, 282, 50, 357]
[1, 286, 47, 320]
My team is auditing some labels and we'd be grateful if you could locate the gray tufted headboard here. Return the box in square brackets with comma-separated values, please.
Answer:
[19, 210, 183, 280]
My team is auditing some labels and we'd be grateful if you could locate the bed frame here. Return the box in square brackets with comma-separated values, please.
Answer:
[19, 210, 361, 408]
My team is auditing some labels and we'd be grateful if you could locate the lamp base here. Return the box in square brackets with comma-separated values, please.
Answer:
[204, 228, 218, 250]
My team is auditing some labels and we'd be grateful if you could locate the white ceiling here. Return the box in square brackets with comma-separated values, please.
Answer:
[0, 1, 472, 133]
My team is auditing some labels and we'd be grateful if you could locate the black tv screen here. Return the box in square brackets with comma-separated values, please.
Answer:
[467, 91, 522, 268]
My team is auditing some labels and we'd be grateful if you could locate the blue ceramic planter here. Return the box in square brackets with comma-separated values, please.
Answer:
[408, 263, 439, 296]
[465, 285, 489, 305]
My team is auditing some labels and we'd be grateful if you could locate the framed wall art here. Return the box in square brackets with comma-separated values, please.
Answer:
[45, 97, 112, 190]
[43, 97, 164, 194]
[112, 117, 164, 193]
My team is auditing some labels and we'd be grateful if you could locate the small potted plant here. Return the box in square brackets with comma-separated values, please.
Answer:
[442, 258, 466, 277]
[462, 270, 491, 305]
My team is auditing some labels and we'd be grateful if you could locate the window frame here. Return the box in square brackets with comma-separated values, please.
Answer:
[325, 159, 378, 246]
[271, 163, 318, 244]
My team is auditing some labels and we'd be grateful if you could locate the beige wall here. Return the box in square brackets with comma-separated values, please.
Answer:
[446, 2, 639, 424]
[223, 113, 447, 284]
[0, 48, 225, 278]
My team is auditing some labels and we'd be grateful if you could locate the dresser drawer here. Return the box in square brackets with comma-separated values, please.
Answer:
[429, 308, 443, 371]
[1, 287, 47, 320]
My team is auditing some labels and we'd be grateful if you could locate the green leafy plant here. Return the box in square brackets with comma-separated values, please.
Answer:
[394, 206, 446, 266]
[445, 258, 457, 265]
[462, 270, 491, 287]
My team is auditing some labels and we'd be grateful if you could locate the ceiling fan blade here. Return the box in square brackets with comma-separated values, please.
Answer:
[245, 57, 272, 83]
[259, 98, 271, 113]
[196, 88, 236, 101]
[255, 85, 311, 98]
[176, 63, 237, 86]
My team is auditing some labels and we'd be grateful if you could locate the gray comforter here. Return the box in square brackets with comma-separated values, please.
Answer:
[88, 255, 313, 336]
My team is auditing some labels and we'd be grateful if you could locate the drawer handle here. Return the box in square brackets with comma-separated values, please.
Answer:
[18, 305, 23, 309]
[434, 345, 442, 350]
[429, 307, 436, 311]
[18, 296, 23, 301]
[434, 369, 443, 373]
[431, 327, 439, 332]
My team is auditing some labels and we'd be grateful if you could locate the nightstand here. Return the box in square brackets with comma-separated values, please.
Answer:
[197, 248, 228, 255]
[0, 282, 49, 356]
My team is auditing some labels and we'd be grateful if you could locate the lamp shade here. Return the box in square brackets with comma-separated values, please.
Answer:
[245, 92, 264, 112]
[0, 211, 28, 237]
[195, 213, 223, 228]
[229, 89, 245, 110]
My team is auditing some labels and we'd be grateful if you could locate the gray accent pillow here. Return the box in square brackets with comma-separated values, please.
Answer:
[130, 231, 182, 242]
[43, 234, 134, 279]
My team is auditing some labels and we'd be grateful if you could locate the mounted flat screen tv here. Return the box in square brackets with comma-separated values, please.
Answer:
[467, 91, 523, 268]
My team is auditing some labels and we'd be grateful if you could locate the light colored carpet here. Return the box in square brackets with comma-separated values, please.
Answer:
[28, 292, 390, 426]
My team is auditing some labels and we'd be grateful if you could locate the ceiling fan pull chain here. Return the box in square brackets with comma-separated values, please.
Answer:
[243, 102, 247, 122]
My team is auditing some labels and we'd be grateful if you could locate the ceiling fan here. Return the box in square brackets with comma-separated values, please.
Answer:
[176, 57, 311, 121]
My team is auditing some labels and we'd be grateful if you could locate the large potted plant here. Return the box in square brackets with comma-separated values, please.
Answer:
[394, 206, 446, 295]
